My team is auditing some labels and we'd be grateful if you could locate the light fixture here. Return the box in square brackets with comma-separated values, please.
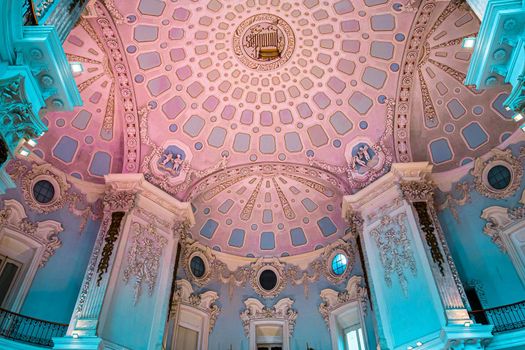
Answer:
[19, 148, 30, 157]
[464, 321, 472, 327]
[520, 123, 525, 132]
[26, 139, 37, 147]
[407, 347, 413, 350]
[70, 62, 83, 74]
[416, 341, 423, 347]
[462, 37, 476, 49]
[513, 113, 523, 122]
[505, 106, 511, 111]
[72, 332, 79, 339]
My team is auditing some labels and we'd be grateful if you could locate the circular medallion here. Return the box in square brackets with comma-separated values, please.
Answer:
[233, 14, 295, 71]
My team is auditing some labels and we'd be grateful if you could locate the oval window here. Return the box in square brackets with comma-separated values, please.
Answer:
[259, 269, 278, 291]
[331, 253, 348, 276]
[33, 180, 55, 204]
[487, 165, 511, 190]
[190, 256, 205, 278]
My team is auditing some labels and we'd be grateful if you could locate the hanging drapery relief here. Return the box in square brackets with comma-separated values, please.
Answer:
[369, 212, 417, 296]
[123, 222, 168, 304]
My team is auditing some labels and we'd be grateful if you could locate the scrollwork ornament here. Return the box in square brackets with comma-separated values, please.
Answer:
[240, 298, 297, 336]
[170, 279, 220, 333]
[471, 148, 523, 199]
[400, 180, 434, 201]
[318, 276, 368, 327]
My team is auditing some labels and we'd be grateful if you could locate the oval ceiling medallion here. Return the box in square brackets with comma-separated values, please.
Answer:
[233, 13, 295, 71]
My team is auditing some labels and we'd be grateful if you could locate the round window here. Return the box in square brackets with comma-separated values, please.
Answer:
[33, 180, 55, 204]
[331, 253, 348, 276]
[259, 269, 277, 291]
[190, 256, 205, 278]
[487, 165, 511, 190]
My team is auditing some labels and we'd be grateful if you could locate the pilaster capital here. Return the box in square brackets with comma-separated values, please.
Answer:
[399, 180, 435, 202]
[342, 162, 433, 218]
[103, 174, 195, 225]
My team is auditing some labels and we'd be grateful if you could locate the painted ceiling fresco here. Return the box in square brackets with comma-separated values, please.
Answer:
[35, 0, 518, 256]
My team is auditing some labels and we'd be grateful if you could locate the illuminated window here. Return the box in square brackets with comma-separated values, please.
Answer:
[32, 180, 55, 204]
[346, 326, 365, 350]
[487, 165, 511, 190]
[331, 253, 348, 275]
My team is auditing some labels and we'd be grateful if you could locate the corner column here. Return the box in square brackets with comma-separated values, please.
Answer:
[53, 174, 194, 350]
[342, 163, 492, 350]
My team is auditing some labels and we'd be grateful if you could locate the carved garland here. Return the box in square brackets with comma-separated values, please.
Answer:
[180, 232, 356, 299]
[123, 222, 168, 304]
[370, 213, 417, 297]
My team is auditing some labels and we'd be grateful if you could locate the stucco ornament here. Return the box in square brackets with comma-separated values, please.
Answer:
[318, 276, 368, 327]
[240, 297, 297, 336]
[13, 161, 100, 231]
[123, 222, 168, 304]
[370, 213, 417, 296]
[170, 279, 220, 333]
[0, 199, 63, 268]
[250, 258, 288, 299]
[470, 148, 523, 199]
[180, 232, 358, 299]
[481, 189, 525, 252]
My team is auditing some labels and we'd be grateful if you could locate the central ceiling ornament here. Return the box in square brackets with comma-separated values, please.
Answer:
[233, 13, 295, 71]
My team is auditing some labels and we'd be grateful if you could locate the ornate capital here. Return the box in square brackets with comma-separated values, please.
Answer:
[103, 189, 136, 212]
[400, 180, 434, 201]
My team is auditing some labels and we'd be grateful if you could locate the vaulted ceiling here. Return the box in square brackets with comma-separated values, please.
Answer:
[34, 0, 517, 256]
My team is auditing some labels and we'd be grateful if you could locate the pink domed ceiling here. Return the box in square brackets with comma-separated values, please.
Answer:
[34, 0, 518, 256]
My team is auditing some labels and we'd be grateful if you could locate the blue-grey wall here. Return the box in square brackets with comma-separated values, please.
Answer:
[1, 183, 100, 324]
[437, 141, 525, 308]
[178, 256, 377, 350]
